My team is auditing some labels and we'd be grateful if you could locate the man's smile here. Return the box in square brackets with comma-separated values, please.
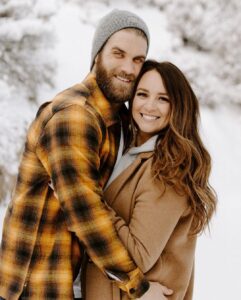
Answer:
[115, 75, 132, 83]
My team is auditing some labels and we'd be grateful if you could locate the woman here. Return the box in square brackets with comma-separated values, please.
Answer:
[84, 60, 217, 300]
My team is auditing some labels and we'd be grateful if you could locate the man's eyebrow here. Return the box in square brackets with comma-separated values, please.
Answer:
[111, 47, 146, 59]
[135, 55, 146, 59]
[111, 47, 125, 53]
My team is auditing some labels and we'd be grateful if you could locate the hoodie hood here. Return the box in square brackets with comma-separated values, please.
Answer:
[128, 135, 158, 155]
[105, 135, 158, 189]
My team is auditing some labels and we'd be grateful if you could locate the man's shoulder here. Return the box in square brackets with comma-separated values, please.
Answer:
[35, 81, 100, 124]
[51, 82, 90, 113]
[27, 82, 104, 149]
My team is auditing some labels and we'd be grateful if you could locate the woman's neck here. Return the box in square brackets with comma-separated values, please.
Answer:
[135, 132, 153, 146]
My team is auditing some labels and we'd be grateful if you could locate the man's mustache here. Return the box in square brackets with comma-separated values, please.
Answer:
[116, 71, 136, 82]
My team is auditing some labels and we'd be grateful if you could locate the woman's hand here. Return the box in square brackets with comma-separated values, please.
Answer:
[137, 281, 173, 300]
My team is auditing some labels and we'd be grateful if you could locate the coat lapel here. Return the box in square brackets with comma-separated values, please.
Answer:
[104, 152, 153, 206]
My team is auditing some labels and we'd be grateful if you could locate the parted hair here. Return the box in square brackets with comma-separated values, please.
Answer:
[128, 60, 217, 234]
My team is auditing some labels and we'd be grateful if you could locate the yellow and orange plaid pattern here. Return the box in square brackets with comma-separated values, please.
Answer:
[0, 74, 148, 299]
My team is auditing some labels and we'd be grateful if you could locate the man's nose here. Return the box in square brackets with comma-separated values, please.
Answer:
[121, 59, 135, 76]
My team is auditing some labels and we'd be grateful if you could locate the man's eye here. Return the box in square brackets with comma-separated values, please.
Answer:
[135, 57, 145, 64]
[113, 52, 123, 57]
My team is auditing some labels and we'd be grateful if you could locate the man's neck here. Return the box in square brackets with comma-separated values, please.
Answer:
[110, 103, 122, 115]
[91, 69, 123, 116]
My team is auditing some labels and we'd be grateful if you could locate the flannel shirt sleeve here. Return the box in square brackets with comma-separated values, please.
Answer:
[36, 105, 149, 298]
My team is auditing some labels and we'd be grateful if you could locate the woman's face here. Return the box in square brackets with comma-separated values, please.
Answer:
[132, 69, 171, 145]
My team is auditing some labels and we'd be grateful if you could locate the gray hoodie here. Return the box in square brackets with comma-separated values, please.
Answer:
[105, 134, 158, 189]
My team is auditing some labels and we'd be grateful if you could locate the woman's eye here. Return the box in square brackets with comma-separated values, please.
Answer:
[137, 92, 147, 97]
[159, 97, 169, 102]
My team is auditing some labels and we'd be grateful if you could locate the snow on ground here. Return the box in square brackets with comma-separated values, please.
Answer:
[195, 106, 241, 300]
[1, 1, 241, 299]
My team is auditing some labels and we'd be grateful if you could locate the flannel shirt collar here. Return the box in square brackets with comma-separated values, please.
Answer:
[82, 73, 127, 127]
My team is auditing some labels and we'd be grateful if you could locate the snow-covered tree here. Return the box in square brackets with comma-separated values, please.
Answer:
[143, 0, 241, 106]
[0, 0, 57, 203]
[125, 0, 241, 106]
[0, 0, 57, 101]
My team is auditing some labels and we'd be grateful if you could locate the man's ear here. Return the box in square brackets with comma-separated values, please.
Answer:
[95, 54, 99, 64]
[91, 54, 99, 73]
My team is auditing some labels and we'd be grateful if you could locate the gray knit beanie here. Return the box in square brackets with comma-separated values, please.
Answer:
[90, 9, 150, 69]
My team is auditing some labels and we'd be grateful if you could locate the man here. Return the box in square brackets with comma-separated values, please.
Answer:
[0, 9, 150, 300]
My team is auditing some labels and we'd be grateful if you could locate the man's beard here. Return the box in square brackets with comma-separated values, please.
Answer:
[95, 56, 136, 104]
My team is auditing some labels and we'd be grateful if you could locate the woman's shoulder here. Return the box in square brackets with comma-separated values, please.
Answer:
[137, 156, 190, 214]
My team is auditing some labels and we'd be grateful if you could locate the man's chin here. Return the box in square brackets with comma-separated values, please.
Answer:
[100, 78, 134, 103]
[111, 85, 133, 100]
[113, 90, 133, 103]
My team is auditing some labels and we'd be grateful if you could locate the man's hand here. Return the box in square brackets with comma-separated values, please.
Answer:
[137, 281, 173, 300]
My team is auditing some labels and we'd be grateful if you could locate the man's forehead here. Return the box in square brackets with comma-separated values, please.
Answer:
[105, 29, 148, 54]
[108, 28, 146, 42]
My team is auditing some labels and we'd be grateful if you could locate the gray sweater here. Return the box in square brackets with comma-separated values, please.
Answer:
[105, 134, 157, 189]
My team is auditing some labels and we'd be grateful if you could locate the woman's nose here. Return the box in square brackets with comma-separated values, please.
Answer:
[143, 97, 156, 111]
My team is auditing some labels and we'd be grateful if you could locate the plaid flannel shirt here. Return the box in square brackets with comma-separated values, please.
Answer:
[0, 73, 149, 299]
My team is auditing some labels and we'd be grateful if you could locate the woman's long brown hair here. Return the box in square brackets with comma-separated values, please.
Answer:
[128, 60, 217, 234]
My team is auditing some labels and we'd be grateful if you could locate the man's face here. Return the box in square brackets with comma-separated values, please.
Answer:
[95, 29, 148, 104]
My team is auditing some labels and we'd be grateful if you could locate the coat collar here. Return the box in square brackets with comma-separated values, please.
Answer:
[104, 152, 153, 206]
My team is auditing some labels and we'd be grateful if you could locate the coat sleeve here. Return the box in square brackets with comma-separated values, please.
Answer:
[107, 176, 189, 274]
[36, 105, 149, 298]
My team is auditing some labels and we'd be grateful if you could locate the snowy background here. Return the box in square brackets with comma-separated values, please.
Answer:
[1, 0, 241, 299]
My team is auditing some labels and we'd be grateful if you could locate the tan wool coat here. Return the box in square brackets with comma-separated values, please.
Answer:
[84, 152, 197, 300]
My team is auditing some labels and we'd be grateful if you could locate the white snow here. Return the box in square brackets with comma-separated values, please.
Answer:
[1, 1, 241, 299]
[0, 206, 7, 239]
[195, 106, 241, 299]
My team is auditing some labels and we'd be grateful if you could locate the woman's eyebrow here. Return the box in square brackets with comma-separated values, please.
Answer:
[136, 88, 148, 92]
